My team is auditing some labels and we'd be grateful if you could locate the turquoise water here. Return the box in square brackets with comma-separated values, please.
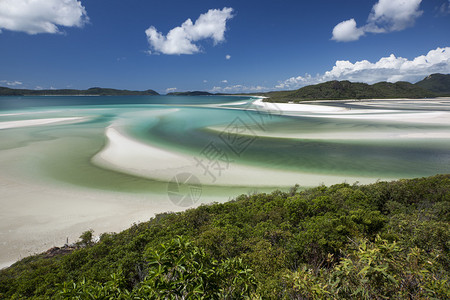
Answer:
[0, 95, 249, 110]
[1, 95, 450, 192]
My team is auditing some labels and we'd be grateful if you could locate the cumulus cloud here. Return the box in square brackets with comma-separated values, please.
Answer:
[146, 7, 234, 55]
[211, 84, 268, 93]
[332, 19, 364, 42]
[332, 0, 422, 42]
[438, 0, 450, 15]
[166, 87, 177, 93]
[0, 0, 88, 34]
[276, 47, 450, 89]
[1, 80, 23, 86]
[226, 54, 231, 60]
[275, 74, 320, 89]
[367, 0, 423, 32]
[221, 80, 228, 83]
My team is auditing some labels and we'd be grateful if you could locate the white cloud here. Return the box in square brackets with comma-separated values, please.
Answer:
[221, 80, 228, 83]
[0, 0, 88, 34]
[439, 0, 450, 15]
[226, 54, 231, 60]
[332, 19, 364, 42]
[332, 0, 422, 42]
[275, 74, 320, 90]
[146, 7, 234, 55]
[277, 47, 450, 89]
[166, 87, 177, 93]
[367, 0, 423, 32]
[203, 80, 208, 83]
[1, 80, 23, 86]
[211, 84, 268, 93]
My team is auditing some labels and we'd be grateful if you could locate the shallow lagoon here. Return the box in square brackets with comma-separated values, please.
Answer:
[1, 95, 450, 267]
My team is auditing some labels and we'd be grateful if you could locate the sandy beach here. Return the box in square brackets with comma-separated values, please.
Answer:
[0, 123, 188, 269]
[0, 173, 176, 269]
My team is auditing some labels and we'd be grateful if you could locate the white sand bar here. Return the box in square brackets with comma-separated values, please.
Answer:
[252, 98, 347, 113]
[207, 125, 450, 140]
[251, 98, 450, 124]
[92, 126, 389, 187]
[0, 117, 87, 130]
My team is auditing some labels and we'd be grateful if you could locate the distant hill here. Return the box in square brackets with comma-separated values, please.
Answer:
[415, 73, 450, 95]
[167, 91, 213, 96]
[264, 79, 437, 103]
[0, 87, 159, 96]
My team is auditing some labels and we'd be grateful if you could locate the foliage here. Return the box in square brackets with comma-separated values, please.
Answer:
[415, 73, 450, 95]
[263, 77, 437, 102]
[78, 229, 94, 248]
[287, 236, 450, 299]
[0, 174, 449, 299]
[57, 236, 257, 299]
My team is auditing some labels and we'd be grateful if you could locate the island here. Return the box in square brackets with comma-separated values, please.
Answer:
[261, 73, 450, 102]
[0, 87, 159, 96]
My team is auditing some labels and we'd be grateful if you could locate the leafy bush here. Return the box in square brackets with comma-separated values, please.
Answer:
[286, 236, 450, 299]
[58, 236, 257, 299]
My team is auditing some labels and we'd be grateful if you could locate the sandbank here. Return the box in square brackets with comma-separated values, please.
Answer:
[251, 98, 450, 124]
[206, 125, 450, 140]
[0, 117, 87, 130]
[92, 126, 390, 187]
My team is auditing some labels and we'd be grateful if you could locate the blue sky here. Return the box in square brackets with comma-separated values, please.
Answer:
[0, 0, 449, 94]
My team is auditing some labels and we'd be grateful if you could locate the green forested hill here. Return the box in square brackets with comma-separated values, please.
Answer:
[0, 87, 159, 96]
[415, 73, 450, 95]
[265, 80, 436, 102]
[1, 175, 449, 299]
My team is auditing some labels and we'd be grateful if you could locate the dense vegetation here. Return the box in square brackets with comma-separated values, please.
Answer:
[0, 175, 449, 299]
[263, 80, 437, 103]
[415, 73, 450, 95]
[0, 87, 159, 96]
